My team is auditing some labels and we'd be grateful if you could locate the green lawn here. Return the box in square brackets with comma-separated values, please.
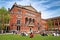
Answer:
[0, 34, 60, 40]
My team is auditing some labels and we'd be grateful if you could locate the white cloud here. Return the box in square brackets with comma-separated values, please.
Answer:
[46, 1, 60, 8]
[0, 0, 60, 19]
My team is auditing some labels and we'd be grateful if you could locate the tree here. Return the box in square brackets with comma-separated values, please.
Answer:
[47, 20, 53, 31]
[0, 7, 10, 33]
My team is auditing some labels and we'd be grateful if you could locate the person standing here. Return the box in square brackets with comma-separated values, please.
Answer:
[30, 32, 34, 38]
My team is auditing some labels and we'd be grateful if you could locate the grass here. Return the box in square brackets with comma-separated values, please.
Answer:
[0, 34, 60, 40]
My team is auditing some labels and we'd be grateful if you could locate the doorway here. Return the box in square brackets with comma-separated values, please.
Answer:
[4, 26, 10, 33]
[30, 27, 33, 32]
[17, 26, 20, 31]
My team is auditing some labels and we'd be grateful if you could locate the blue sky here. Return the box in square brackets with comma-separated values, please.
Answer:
[0, 0, 60, 19]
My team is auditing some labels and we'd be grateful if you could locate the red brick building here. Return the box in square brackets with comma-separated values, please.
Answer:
[45, 16, 60, 31]
[4, 3, 60, 33]
[8, 3, 41, 33]
[40, 19, 48, 31]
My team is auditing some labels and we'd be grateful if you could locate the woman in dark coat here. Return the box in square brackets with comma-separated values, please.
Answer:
[30, 32, 34, 38]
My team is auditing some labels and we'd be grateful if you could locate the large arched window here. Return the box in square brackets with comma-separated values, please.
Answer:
[33, 19, 35, 23]
[25, 17, 28, 24]
[29, 18, 32, 24]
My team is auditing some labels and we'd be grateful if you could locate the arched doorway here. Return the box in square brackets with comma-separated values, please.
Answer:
[30, 27, 33, 32]
[4, 26, 10, 33]
[17, 26, 20, 31]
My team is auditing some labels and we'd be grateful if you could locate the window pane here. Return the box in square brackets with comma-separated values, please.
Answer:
[18, 10, 21, 14]
[17, 20, 20, 24]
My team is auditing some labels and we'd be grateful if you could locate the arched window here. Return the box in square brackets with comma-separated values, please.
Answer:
[33, 19, 35, 23]
[29, 18, 32, 24]
[25, 17, 28, 24]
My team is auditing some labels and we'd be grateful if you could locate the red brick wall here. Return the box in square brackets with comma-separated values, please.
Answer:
[9, 5, 41, 33]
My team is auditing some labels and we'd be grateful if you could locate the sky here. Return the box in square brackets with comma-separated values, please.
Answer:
[0, 0, 60, 19]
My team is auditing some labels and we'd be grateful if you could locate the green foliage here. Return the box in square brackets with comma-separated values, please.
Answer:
[47, 20, 53, 27]
[0, 7, 10, 30]
[0, 23, 2, 30]
[47, 20, 54, 31]
[47, 20, 52, 27]
[4, 15, 10, 24]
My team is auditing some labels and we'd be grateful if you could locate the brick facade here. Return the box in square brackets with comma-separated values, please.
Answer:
[8, 3, 41, 33]
[44, 16, 60, 31]
[3, 3, 60, 33]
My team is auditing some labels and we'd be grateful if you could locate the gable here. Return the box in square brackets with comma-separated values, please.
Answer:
[23, 6, 37, 12]
[9, 3, 38, 13]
